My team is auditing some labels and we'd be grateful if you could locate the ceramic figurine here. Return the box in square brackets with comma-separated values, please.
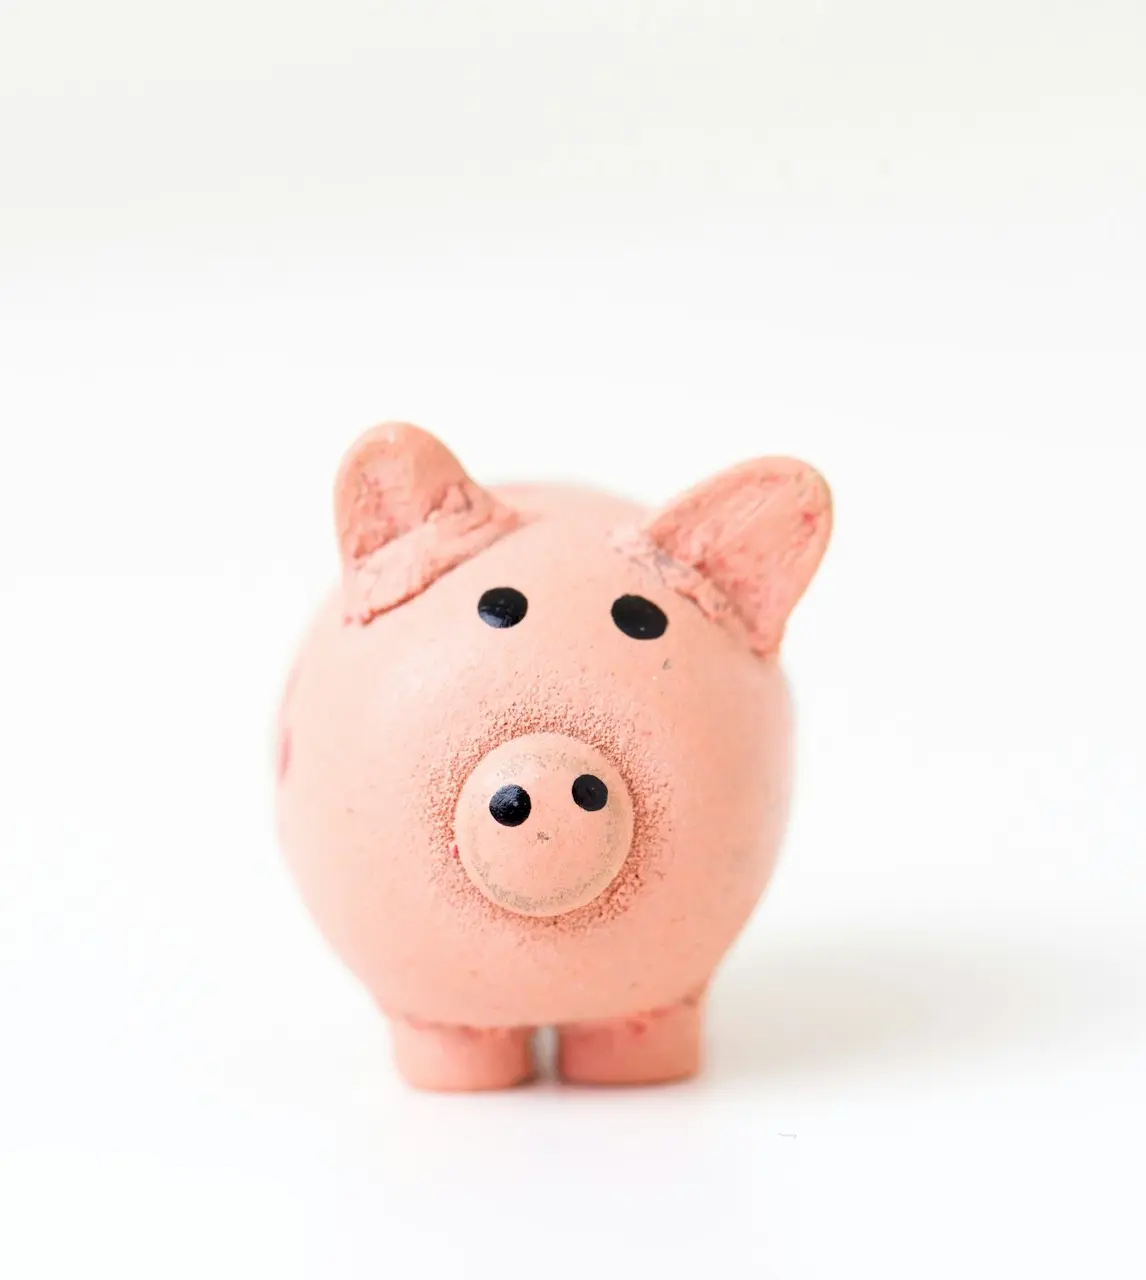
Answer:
[276, 422, 832, 1089]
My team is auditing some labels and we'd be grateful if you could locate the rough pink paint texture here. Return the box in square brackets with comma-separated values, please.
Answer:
[276, 423, 832, 1089]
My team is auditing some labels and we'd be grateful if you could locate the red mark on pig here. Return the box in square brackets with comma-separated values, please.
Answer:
[279, 659, 302, 723]
[275, 660, 303, 784]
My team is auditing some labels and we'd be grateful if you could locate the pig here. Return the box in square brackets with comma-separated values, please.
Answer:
[276, 422, 832, 1090]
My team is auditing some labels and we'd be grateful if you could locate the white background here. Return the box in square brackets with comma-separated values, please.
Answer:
[1, 2, 1144, 1276]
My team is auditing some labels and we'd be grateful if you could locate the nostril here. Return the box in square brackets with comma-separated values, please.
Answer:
[489, 783, 531, 827]
[571, 773, 608, 812]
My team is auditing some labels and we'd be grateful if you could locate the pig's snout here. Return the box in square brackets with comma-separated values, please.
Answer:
[453, 733, 634, 917]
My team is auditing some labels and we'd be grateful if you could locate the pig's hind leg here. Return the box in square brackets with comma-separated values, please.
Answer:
[556, 994, 703, 1086]
[389, 1018, 535, 1091]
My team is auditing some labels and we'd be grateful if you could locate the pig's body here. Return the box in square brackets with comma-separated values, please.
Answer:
[276, 427, 830, 1089]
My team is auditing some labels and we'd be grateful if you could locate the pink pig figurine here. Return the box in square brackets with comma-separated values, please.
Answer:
[276, 423, 832, 1090]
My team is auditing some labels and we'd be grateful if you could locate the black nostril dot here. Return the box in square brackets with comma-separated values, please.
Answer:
[572, 774, 608, 812]
[489, 783, 531, 827]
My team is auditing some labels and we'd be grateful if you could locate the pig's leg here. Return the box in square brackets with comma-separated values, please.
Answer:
[389, 1019, 535, 1091]
[556, 994, 703, 1085]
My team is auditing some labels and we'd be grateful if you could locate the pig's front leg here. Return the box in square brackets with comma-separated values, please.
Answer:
[389, 1018, 535, 1091]
[556, 993, 703, 1086]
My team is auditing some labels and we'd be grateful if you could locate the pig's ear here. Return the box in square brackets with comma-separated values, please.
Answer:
[618, 458, 832, 656]
[334, 423, 520, 623]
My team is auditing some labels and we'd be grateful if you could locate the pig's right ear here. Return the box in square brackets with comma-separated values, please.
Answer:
[614, 456, 832, 656]
[334, 423, 520, 624]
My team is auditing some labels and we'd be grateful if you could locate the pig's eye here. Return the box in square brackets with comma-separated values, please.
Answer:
[478, 587, 528, 628]
[611, 593, 668, 640]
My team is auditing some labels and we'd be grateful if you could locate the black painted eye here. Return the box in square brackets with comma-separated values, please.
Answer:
[572, 773, 608, 812]
[489, 783, 531, 826]
[478, 587, 528, 628]
[611, 594, 668, 640]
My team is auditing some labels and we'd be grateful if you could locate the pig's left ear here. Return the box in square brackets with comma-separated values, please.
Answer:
[334, 422, 520, 623]
[617, 458, 832, 656]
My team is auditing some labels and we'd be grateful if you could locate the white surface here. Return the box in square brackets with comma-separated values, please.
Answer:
[1, 2, 1144, 1277]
